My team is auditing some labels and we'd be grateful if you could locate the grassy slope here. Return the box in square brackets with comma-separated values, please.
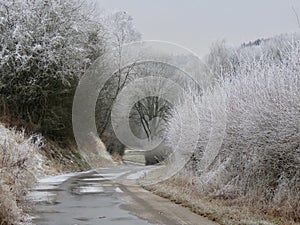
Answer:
[0, 124, 91, 224]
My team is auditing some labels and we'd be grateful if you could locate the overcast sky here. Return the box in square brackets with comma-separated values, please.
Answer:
[94, 0, 300, 57]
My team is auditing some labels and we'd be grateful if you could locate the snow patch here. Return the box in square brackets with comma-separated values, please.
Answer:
[26, 191, 56, 202]
[39, 172, 79, 184]
[114, 187, 123, 193]
[127, 170, 147, 180]
[79, 186, 105, 193]
[82, 177, 108, 181]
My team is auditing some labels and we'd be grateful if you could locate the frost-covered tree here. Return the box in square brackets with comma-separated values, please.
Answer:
[105, 11, 141, 53]
[0, 0, 106, 139]
[97, 11, 141, 133]
[94, 11, 141, 155]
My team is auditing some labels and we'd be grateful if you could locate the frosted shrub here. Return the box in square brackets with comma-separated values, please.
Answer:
[166, 35, 300, 219]
[0, 0, 105, 139]
[0, 125, 42, 224]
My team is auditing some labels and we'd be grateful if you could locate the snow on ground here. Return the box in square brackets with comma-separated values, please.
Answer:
[26, 191, 56, 202]
[27, 170, 99, 202]
[79, 186, 105, 193]
[82, 177, 109, 181]
[115, 187, 123, 193]
[99, 172, 128, 180]
[126, 166, 159, 180]
[127, 170, 148, 180]
[38, 172, 80, 184]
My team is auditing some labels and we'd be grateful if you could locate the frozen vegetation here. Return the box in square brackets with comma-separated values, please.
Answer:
[165, 34, 300, 222]
[0, 0, 299, 224]
[0, 125, 43, 224]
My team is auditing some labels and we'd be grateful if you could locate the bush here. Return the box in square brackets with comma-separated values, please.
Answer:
[0, 0, 105, 140]
[166, 34, 300, 220]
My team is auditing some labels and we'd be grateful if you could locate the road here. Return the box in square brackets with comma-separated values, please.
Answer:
[28, 163, 219, 225]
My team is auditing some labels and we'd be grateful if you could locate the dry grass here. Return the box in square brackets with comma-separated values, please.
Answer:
[39, 140, 91, 173]
[143, 170, 300, 225]
[111, 152, 124, 165]
[0, 125, 43, 224]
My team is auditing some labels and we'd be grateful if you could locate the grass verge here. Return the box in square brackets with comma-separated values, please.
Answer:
[143, 175, 300, 225]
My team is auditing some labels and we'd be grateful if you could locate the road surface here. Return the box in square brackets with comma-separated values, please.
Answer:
[28, 163, 219, 225]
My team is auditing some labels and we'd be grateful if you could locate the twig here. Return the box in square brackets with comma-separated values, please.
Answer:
[292, 6, 300, 29]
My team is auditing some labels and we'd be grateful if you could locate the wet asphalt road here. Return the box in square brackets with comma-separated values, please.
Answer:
[28, 164, 219, 225]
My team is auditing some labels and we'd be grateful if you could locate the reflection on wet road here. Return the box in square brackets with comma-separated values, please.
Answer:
[29, 165, 154, 225]
[28, 164, 219, 225]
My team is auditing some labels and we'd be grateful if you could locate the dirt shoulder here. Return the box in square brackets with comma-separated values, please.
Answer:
[143, 178, 300, 225]
[119, 184, 219, 225]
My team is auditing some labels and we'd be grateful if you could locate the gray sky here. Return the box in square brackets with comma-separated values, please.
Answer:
[95, 0, 300, 57]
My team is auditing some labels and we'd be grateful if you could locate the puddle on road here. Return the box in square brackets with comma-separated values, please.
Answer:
[29, 169, 154, 225]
